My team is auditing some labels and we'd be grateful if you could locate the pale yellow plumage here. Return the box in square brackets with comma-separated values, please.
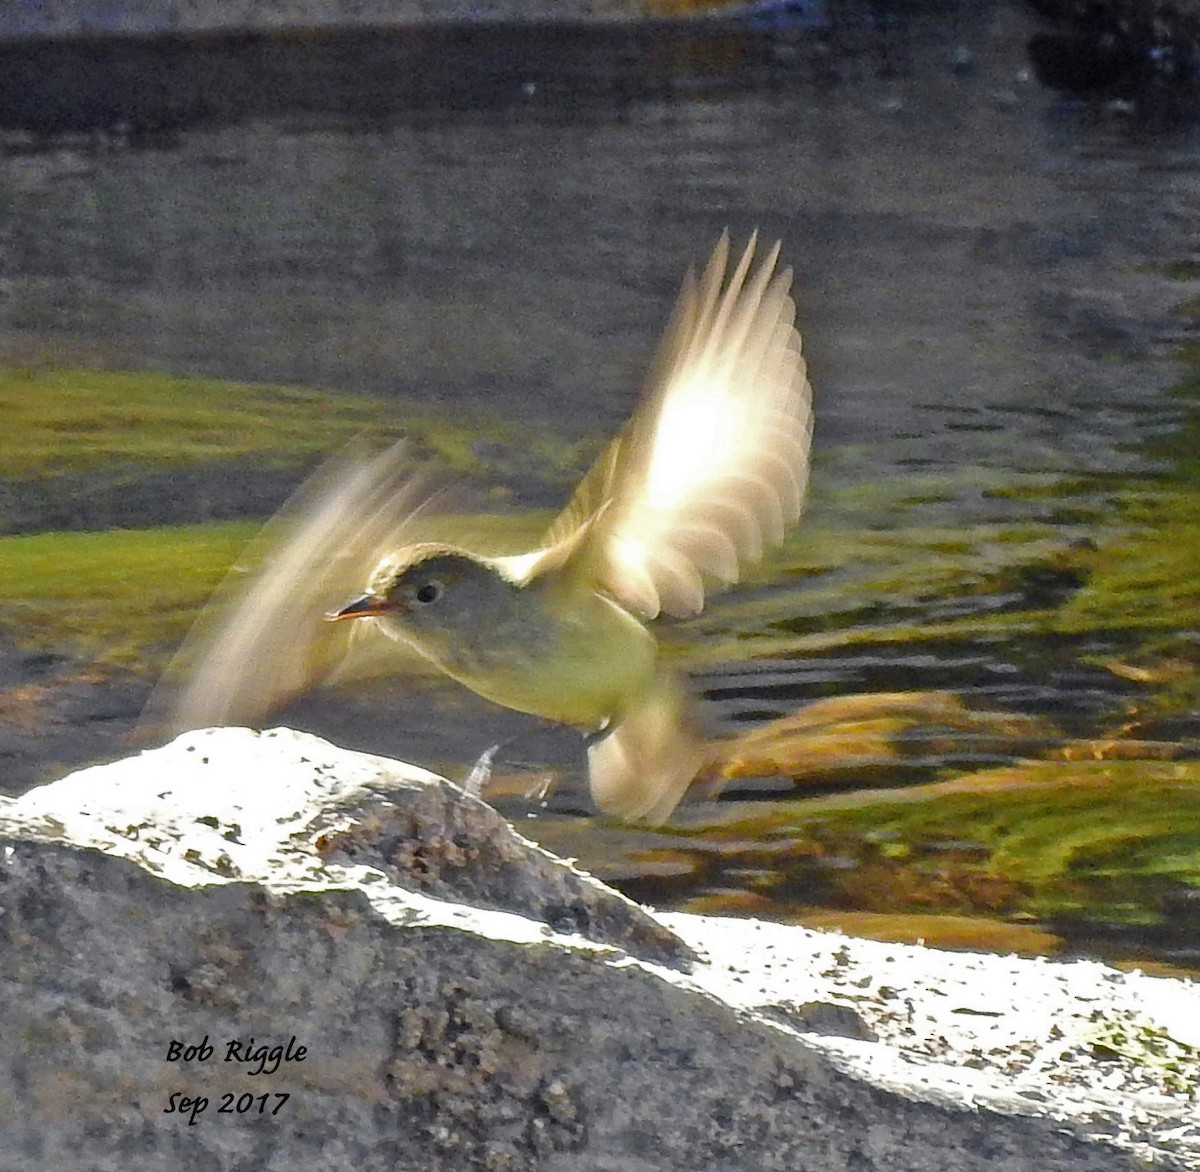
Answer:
[150, 233, 813, 824]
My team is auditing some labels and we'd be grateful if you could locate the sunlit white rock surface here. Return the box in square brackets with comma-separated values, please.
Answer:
[0, 727, 1195, 1171]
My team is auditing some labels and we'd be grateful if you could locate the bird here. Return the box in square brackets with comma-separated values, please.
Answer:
[152, 232, 813, 824]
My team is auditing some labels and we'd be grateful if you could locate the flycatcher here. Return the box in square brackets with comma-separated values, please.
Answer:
[157, 233, 813, 823]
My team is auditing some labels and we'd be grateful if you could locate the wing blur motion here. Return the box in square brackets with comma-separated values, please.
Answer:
[144, 442, 439, 736]
[586, 665, 706, 824]
[519, 232, 813, 618]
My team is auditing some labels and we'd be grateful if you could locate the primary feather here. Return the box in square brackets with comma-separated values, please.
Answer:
[509, 232, 813, 618]
[147, 441, 440, 732]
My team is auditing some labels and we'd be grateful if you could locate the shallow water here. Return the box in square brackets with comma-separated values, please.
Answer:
[3, 3, 1200, 969]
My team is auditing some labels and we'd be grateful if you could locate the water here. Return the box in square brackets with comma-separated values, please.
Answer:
[3, 12, 1194, 463]
[3, 16, 1195, 481]
[3, 2, 1200, 969]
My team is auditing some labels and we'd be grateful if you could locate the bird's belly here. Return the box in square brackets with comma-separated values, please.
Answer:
[439, 595, 656, 730]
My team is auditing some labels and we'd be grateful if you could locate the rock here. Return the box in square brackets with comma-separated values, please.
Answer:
[0, 1, 651, 41]
[0, 727, 1196, 1171]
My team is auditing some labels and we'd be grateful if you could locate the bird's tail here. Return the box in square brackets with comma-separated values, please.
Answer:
[586, 667, 706, 825]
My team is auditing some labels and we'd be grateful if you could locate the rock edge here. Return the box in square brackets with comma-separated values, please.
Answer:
[2, 1, 673, 43]
[0, 726, 1195, 1171]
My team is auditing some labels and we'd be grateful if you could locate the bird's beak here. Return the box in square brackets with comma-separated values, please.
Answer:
[325, 593, 394, 622]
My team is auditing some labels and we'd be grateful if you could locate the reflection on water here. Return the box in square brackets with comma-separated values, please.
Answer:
[3, 1, 1200, 969]
[2, 8, 1193, 479]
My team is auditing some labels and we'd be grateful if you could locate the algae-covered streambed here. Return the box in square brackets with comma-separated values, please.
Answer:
[2, 360, 1200, 974]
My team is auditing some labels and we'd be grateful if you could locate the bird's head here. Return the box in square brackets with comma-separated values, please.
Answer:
[327, 544, 524, 666]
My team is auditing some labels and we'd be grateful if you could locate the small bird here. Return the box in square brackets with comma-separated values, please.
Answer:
[155, 233, 813, 824]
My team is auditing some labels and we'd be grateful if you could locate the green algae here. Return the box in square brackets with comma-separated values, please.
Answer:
[0, 364, 590, 489]
[672, 758, 1200, 934]
[0, 522, 257, 665]
[0, 366, 399, 476]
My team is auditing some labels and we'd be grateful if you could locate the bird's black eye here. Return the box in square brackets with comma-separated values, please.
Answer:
[415, 580, 443, 605]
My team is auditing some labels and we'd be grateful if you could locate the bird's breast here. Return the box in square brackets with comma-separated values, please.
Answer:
[405, 586, 657, 730]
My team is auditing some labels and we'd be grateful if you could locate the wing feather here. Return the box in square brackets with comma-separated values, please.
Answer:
[519, 232, 813, 618]
[143, 441, 440, 735]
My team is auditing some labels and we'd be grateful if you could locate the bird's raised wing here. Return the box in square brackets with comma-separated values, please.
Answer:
[143, 441, 440, 736]
[517, 232, 813, 617]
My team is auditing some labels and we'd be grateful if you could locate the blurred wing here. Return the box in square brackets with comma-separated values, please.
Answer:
[143, 441, 441, 736]
[586, 665, 706, 824]
[516, 232, 813, 617]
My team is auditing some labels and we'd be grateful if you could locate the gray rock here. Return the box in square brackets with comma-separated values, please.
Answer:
[0, 1, 645, 41]
[0, 727, 1195, 1171]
